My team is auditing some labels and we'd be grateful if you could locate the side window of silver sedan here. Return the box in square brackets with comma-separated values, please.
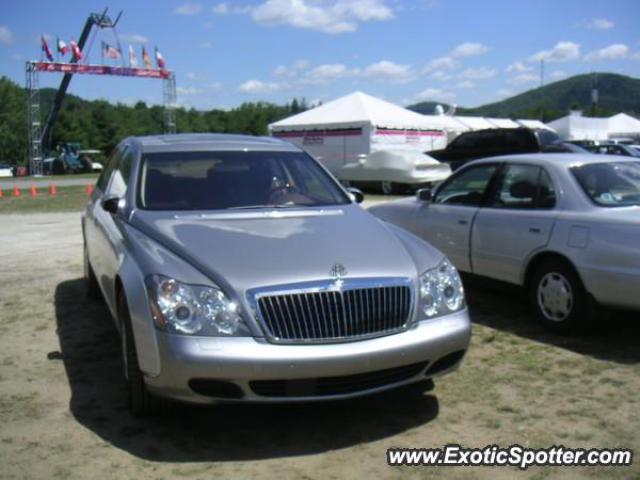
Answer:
[433, 164, 498, 206]
[489, 164, 556, 209]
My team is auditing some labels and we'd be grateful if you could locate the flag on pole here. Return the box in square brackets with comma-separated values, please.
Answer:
[128, 45, 138, 67]
[142, 46, 152, 69]
[41, 35, 54, 62]
[70, 39, 83, 61]
[102, 41, 122, 60]
[155, 47, 166, 70]
[57, 38, 69, 55]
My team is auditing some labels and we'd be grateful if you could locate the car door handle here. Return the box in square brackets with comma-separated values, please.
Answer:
[529, 227, 541, 234]
[458, 219, 468, 225]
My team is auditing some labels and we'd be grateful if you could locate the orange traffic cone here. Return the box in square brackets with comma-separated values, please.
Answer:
[86, 183, 94, 196]
[49, 183, 57, 196]
[13, 184, 20, 197]
[30, 185, 38, 197]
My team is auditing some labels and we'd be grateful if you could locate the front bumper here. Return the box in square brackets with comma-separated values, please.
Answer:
[144, 309, 471, 404]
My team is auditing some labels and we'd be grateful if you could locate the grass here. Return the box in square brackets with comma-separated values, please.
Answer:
[0, 185, 91, 213]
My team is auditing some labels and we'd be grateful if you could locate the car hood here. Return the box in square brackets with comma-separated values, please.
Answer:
[128, 205, 436, 294]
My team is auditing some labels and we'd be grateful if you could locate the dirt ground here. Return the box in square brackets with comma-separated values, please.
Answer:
[0, 211, 638, 480]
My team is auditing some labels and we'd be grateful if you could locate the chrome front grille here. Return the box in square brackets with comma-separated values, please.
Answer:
[251, 279, 413, 343]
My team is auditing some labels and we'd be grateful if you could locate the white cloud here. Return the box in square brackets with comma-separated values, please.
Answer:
[450, 42, 489, 58]
[211, 3, 229, 14]
[529, 41, 581, 63]
[177, 86, 202, 96]
[429, 70, 453, 81]
[174, 3, 202, 15]
[414, 88, 456, 103]
[496, 89, 513, 98]
[208, 81, 223, 90]
[251, 0, 394, 34]
[186, 72, 200, 81]
[273, 59, 310, 77]
[456, 80, 475, 89]
[0, 25, 13, 45]
[510, 73, 538, 84]
[200, 41, 214, 48]
[120, 33, 149, 44]
[303, 63, 354, 83]
[11, 53, 23, 61]
[361, 60, 415, 83]
[586, 18, 614, 30]
[239, 79, 287, 94]
[506, 60, 532, 73]
[550, 70, 566, 79]
[458, 67, 495, 80]
[584, 43, 629, 61]
[422, 56, 459, 74]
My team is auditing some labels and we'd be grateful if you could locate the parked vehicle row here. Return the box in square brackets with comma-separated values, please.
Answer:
[369, 154, 640, 331]
[83, 133, 471, 415]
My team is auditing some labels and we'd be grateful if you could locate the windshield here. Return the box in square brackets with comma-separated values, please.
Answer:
[138, 150, 350, 210]
[571, 162, 640, 207]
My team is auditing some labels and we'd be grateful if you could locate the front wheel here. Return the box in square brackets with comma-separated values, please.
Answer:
[529, 260, 591, 333]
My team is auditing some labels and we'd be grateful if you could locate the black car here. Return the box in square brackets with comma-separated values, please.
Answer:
[428, 127, 580, 170]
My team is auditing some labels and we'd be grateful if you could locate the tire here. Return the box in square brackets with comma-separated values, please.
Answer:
[381, 181, 396, 195]
[83, 245, 101, 300]
[529, 260, 592, 333]
[118, 294, 163, 416]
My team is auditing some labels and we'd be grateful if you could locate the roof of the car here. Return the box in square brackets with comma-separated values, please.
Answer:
[467, 153, 640, 169]
[131, 133, 301, 153]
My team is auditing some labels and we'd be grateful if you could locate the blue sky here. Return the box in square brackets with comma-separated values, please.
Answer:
[1, 0, 639, 110]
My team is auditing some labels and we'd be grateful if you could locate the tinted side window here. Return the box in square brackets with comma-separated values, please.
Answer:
[449, 132, 478, 149]
[489, 164, 556, 209]
[491, 164, 541, 208]
[503, 130, 534, 150]
[96, 147, 121, 192]
[537, 129, 561, 147]
[108, 148, 132, 197]
[434, 164, 498, 206]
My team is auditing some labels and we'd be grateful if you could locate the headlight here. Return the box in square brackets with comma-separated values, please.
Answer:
[419, 258, 465, 318]
[146, 275, 250, 336]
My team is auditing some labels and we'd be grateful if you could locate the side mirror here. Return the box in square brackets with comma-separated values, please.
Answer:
[416, 188, 433, 202]
[101, 195, 121, 214]
[346, 187, 364, 204]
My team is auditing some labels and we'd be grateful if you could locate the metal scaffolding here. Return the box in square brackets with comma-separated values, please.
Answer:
[24, 61, 177, 174]
[26, 62, 43, 176]
[163, 72, 177, 134]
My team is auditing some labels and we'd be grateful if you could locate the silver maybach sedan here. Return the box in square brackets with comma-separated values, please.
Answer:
[82, 134, 471, 415]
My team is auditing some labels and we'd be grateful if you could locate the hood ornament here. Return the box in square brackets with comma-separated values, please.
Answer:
[330, 263, 347, 289]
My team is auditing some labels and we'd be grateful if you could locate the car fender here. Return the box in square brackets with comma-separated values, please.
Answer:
[118, 253, 162, 377]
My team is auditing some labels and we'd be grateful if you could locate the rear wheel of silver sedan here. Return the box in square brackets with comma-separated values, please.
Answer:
[118, 294, 163, 416]
[529, 260, 590, 333]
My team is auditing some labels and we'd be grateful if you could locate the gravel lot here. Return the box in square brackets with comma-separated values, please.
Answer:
[0, 211, 638, 480]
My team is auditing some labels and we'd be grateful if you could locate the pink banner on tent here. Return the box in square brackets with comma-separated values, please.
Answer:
[374, 129, 445, 137]
[33, 61, 170, 79]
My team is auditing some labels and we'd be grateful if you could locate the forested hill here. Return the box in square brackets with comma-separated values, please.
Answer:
[0, 76, 305, 164]
[407, 73, 640, 121]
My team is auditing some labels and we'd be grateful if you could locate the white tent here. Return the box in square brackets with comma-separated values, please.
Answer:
[607, 113, 640, 138]
[422, 114, 470, 136]
[486, 117, 521, 129]
[517, 119, 556, 131]
[546, 112, 610, 141]
[455, 116, 498, 130]
[269, 91, 448, 174]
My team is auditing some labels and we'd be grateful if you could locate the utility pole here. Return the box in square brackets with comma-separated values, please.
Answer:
[590, 72, 598, 117]
[540, 59, 544, 88]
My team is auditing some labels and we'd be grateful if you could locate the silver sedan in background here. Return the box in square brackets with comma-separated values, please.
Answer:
[369, 154, 640, 332]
